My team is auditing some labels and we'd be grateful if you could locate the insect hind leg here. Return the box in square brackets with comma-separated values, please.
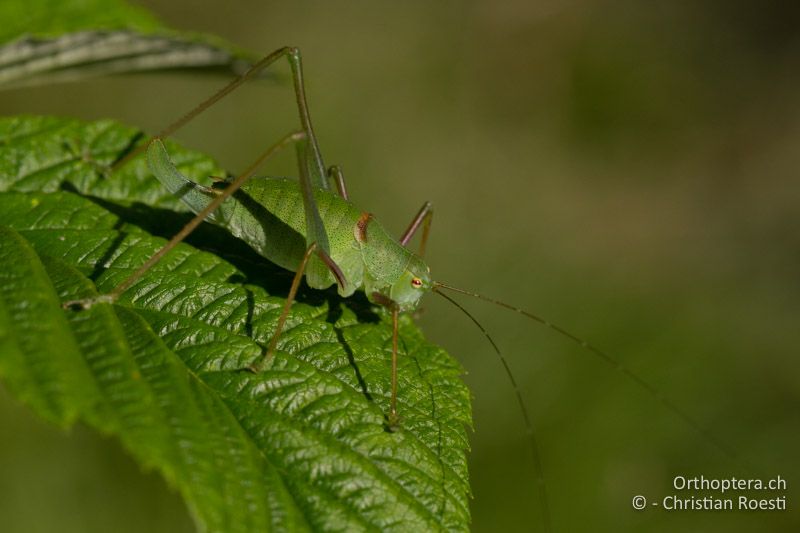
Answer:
[112, 47, 328, 186]
[62, 131, 305, 311]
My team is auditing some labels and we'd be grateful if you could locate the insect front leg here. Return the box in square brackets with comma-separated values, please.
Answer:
[389, 305, 400, 429]
[327, 165, 348, 200]
[399, 201, 433, 257]
[368, 292, 402, 430]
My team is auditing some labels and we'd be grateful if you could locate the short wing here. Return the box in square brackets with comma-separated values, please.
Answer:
[146, 139, 220, 218]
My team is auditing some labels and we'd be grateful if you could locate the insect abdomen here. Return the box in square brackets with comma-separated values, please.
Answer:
[233, 178, 368, 294]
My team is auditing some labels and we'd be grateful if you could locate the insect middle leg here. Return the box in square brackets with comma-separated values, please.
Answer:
[250, 242, 316, 372]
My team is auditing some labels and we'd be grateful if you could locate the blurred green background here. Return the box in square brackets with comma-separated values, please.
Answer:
[1, 1, 798, 531]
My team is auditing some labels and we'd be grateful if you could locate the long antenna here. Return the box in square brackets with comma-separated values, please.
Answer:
[433, 288, 552, 533]
[433, 281, 740, 463]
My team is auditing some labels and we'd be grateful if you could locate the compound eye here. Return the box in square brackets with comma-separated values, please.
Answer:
[411, 277, 423, 288]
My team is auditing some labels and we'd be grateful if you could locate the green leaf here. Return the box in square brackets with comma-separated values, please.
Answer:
[0, 0, 253, 89]
[0, 115, 472, 532]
